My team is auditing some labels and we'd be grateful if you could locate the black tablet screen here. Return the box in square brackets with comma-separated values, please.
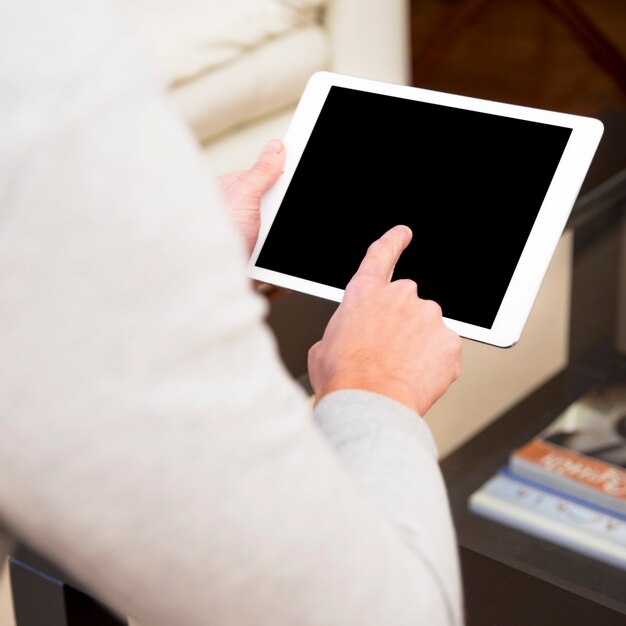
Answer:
[255, 86, 572, 329]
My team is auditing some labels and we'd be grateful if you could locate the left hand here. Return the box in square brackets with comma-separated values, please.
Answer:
[216, 139, 285, 258]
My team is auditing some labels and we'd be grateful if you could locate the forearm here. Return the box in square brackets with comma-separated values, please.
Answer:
[316, 390, 463, 624]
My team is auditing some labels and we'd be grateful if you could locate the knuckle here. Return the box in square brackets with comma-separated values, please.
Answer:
[308, 341, 321, 357]
[391, 278, 418, 297]
[422, 298, 443, 318]
[368, 237, 396, 258]
[447, 334, 463, 378]
[347, 274, 376, 294]
[252, 158, 275, 177]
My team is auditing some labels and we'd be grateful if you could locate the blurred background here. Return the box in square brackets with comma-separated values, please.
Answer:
[410, 0, 626, 118]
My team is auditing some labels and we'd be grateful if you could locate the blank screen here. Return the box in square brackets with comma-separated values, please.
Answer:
[256, 86, 572, 329]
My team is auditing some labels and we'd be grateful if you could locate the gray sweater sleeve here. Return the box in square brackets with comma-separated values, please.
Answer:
[0, 2, 463, 625]
[315, 391, 463, 625]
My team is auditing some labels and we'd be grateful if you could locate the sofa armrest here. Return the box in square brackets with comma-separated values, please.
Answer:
[325, 0, 411, 84]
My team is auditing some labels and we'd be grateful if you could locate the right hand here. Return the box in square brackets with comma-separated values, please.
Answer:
[308, 225, 462, 416]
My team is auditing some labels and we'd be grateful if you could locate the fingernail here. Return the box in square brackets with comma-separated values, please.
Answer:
[392, 225, 412, 236]
[264, 139, 283, 153]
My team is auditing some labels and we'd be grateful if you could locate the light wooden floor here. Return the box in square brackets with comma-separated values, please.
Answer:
[411, 0, 626, 117]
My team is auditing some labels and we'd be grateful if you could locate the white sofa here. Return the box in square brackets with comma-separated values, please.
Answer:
[115, 0, 412, 175]
[116, 0, 572, 460]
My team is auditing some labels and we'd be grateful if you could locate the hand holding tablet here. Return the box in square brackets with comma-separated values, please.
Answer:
[248, 71, 604, 348]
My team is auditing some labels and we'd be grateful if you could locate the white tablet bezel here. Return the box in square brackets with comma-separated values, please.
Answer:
[248, 71, 604, 348]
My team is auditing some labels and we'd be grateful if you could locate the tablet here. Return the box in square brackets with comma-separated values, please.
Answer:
[248, 71, 604, 348]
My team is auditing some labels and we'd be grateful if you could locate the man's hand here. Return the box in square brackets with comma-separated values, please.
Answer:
[308, 225, 462, 416]
[217, 139, 285, 258]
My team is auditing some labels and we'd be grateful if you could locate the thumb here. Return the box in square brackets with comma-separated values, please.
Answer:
[244, 139, 285, 195]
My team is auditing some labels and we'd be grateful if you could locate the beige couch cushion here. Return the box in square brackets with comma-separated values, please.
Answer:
[114, 0, 326, 84]
[115, 0, 329, 146]
[171, 24, 328, 145]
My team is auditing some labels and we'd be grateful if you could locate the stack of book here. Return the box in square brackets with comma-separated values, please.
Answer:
[468, 380, 626, 570]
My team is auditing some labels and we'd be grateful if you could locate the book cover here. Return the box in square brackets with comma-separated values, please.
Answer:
[468, 466, 626, 570]
[509, 380, 626, 516]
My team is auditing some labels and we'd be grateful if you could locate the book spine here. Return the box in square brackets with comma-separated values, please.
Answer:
[468, 471, 626, 570]
[510, 439, 626, 516]
[499, 467, 626, 520]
